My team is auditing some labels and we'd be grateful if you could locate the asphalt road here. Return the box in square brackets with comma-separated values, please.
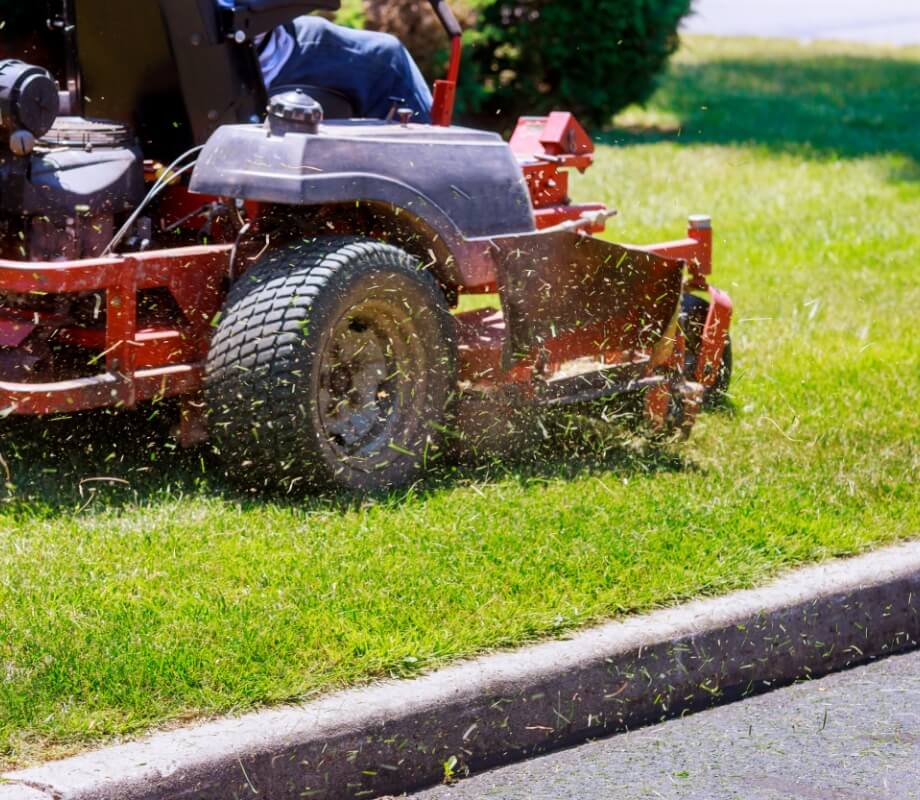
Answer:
[683, 0, 920, 45]
[412, 649, 920, 800]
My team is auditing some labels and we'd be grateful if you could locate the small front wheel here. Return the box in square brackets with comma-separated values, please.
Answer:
[206, 237, 457, 492]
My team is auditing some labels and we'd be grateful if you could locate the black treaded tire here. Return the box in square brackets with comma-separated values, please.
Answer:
[680, 293, 732, 407]
[205, 236, 457, 492]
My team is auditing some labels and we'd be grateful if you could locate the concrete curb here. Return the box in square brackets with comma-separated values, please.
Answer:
[4, 542, 919, 800]
[0, 787, 47, 800]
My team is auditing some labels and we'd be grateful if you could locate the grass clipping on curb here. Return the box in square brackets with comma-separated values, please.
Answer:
[1, 35, 919, 767]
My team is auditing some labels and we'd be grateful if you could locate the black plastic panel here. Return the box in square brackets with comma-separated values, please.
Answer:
[190, 120, 536, 239]
[75, 0, 266, 157]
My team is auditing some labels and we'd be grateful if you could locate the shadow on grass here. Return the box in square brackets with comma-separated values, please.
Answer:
[0, 402, 692, 518]
[600, 48, 920, 170]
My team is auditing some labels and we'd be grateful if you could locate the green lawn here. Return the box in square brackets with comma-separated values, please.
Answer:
[1, 35, 918, 768]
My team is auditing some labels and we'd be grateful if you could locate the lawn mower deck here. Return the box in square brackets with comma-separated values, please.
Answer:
[0, 0, 732, 491]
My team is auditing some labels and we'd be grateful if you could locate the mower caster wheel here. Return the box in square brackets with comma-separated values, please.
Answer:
[642, 380, 703, 441]
[680, 293, 732, 407]
[205, 237, 457, 493]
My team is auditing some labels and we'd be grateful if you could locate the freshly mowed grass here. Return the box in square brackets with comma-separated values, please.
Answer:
[1, 35, 919, 767]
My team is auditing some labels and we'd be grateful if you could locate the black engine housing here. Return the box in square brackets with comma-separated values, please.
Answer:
[0, 59, 144, 262]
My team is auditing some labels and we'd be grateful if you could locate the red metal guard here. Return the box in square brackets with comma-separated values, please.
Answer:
[641, 215, 713, 285]
[510, 113, 610, 232]
[0, 245, 231, 415]
[698, 285, 732, 387]
[642, 216, 732, 388]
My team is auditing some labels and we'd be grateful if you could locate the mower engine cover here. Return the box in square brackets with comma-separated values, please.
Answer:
[190, 118, 536, 239]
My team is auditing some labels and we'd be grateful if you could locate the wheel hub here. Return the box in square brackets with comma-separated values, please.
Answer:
[319, 319, 395, 453]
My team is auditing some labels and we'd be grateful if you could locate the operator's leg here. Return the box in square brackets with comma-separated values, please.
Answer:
[269, 17, 433, 123]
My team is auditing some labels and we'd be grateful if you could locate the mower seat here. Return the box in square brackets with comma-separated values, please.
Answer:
[73, 0, 342, 157]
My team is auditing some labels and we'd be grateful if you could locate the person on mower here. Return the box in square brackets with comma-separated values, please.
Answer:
[254, 16, 433, 122]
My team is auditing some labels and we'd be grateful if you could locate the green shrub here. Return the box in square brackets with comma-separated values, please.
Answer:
[466, 0, 692, 127]
[363, 0, 691, 129]
[362, 0, 477, 77]
[333, 0, 367, 29]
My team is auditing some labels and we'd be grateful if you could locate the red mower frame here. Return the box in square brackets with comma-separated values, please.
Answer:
[0, 0, 732, 453]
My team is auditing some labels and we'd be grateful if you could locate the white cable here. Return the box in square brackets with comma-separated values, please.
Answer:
[102, 145, 206, 256]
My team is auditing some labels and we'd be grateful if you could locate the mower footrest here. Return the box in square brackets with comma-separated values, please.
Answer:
[0, 363, 202, 415]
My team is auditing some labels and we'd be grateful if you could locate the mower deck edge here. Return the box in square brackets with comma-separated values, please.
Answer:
[4, 541, 919, 800]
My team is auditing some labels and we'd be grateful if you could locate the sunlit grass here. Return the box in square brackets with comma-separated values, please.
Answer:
[0, 35, 918, 767]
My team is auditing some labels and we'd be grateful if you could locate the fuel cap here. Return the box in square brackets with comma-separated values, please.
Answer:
[268, 89, 323, 134]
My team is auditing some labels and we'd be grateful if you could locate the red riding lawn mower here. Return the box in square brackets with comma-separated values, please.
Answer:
[0, 0, 732, 492]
